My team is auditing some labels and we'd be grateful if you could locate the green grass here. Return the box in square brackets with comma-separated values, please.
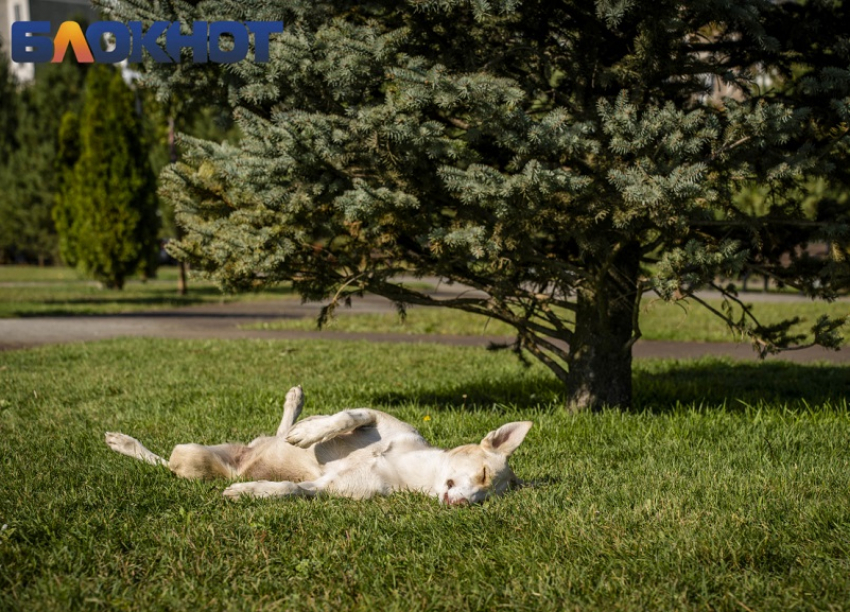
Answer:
[0, 265, 296, 317]
[640, 296, 850, 343]
[247, 297, 850, 344]
[0, 265, 82, 283]
[2, 338, 850, 611]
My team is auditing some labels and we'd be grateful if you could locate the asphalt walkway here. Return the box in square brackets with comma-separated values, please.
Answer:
[1, 291, 848, 363]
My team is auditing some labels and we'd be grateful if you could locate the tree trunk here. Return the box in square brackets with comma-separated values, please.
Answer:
[169, 115, 188, 297]
[177, 260, 188, 296]
[565, 243, 641, 411]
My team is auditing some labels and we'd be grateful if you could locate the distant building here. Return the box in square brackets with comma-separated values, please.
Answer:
[0, 0, 98, 82]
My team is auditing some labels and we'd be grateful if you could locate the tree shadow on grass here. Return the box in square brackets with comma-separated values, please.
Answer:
[633, 359, 850, 412]
[12, 286, 296, 317]
[371, 374, 565, 413]
[15, 297, 213, 317]
[370, 359, 849, 413]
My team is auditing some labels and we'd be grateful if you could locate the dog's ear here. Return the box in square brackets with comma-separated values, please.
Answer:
[481, 421, 533, 457]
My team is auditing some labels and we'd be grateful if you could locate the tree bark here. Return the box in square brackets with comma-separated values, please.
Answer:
[565, 243, 641, 411]
[169, 115, 188, 296]
[177, 260, 188, 296]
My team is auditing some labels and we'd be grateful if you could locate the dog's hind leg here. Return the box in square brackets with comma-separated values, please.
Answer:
[276, 385, 305, 437]
[285, 409, 377, 447]
[105, 432, 169, 467]
[168, 443, 244, 480]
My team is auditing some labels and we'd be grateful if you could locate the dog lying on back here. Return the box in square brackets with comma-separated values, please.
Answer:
[105, 386, 532, 505]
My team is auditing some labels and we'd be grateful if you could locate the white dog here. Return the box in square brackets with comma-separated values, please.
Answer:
[105, 386, 532, 505]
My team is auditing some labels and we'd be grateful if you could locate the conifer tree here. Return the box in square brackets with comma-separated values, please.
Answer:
[0, 40, 21, 263]
[0, 40, 17, 166]
[0, 57, 90, 264]
[105, 0, 850, 409]
[54, 65, 159, 288]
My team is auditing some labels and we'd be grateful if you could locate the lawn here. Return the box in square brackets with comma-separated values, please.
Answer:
[4, 265, 848, 346]
[247, 295, 850, 345]
[0, 266, 295, 317]
[1, 338, 849, 611]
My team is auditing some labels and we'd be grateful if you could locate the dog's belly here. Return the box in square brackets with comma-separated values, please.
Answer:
[237, 436, 322, 482]
[234, 425, 433, 498]
[321, 450, 396, 499]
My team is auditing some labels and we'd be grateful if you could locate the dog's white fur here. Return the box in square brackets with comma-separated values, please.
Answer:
[105, 386, 532, 505]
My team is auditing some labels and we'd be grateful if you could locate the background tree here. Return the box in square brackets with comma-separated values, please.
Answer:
[105, 0, 850, 409]
[0, 55, 90, 264]
[0, 40, 21, 264]
[138, 91, 241, 294]
[54, 64, 159, 289]
[0, 39, 18, 166]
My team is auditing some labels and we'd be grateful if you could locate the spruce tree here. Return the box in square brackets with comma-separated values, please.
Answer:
[105, 0, 850, 409]
[54, 65, 159, 289]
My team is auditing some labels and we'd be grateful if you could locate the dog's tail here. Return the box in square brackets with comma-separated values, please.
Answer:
[276, 385, 305, 437]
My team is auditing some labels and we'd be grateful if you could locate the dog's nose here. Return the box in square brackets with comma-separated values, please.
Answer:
[446, 479, 455, 489]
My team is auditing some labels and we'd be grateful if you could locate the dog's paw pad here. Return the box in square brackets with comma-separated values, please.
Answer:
[105, 432, 140, 454]
[285, 386, 304, 406]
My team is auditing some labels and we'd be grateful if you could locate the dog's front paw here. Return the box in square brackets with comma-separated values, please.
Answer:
[223, 481, 301, 500]
[223, 482, 258, 500]
[285, 421, 330, 448]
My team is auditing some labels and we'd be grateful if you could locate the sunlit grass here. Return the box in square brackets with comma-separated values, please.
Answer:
[246, 296, 850, 344]
[0, 265, 295, 317]
[1, 338, 849, 611]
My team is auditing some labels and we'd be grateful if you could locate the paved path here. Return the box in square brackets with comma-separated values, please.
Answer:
[1, 292, 848, 363]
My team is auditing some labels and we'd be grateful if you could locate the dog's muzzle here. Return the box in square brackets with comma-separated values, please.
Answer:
[442, 493, 470, 506]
